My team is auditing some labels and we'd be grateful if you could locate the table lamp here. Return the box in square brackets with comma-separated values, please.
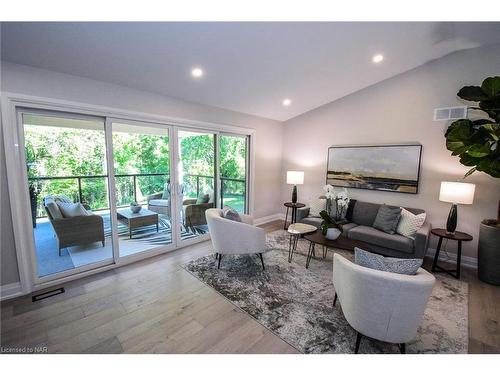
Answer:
[287, 171, 304, 204]
[439, 181, 475, 234]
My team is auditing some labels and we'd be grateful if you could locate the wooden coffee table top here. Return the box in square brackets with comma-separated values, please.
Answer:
[117, 208, 158, 220]
[303, 230, 371, 252]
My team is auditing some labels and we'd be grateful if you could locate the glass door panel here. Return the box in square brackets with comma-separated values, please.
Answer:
[219, 134, 248, 213]
[177, 130, 215, 242]
[111, 122, 172, 257]
[22, 112, 113, 278]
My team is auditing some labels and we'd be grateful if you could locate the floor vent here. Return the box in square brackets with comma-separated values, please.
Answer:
[433, 106, 468, 121]
[32, 287, 65, 302]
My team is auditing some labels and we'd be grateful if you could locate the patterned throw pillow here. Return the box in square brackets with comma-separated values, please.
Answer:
[396, 208, 426, 238]
[308, 198, 327, 217]
[354, 248, 422, 275]
[222, 206, 242, 222]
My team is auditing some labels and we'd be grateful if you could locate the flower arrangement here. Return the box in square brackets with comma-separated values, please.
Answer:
[323, 185, 350, 221]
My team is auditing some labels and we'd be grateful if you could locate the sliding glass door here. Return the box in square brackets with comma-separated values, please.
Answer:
[219, 134, 249, 214]
[16, 107, 251, 286]
[22, 112, 114, 278]
[111, 121, 173, 258]
[176, 129, 216, 243]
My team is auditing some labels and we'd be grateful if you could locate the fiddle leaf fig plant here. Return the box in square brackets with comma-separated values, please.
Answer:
[445, 75, 500, 224]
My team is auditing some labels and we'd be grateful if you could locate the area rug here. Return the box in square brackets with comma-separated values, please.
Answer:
[182, 229, 468, 354]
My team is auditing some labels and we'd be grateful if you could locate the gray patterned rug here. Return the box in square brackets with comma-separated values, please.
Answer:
[182, 229, 468, 354]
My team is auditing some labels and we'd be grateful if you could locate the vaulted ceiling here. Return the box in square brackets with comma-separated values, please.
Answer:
[2, 22, 500, 121]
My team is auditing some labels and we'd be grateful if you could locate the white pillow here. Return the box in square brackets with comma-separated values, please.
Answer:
[57, 202, 89, 218]
[308, 198, 327, 218]
[396, 208, 426, 238]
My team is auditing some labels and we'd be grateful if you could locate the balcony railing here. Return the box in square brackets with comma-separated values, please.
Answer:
[29, 172, 246, 218]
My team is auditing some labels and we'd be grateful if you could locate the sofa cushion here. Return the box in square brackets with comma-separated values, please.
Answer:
[300, 216, 323, 228]
[372, 205, 401, 234]
[350, 201, 380, 226]
[149, 199, 169, 207]
[340, 222, 358, 234]
[348, 225, 414, 254]
[354, 247, 423, 275]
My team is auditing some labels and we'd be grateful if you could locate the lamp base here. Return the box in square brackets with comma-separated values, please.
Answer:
[446, 203, 458, 234]
[291, 185, 297, 204]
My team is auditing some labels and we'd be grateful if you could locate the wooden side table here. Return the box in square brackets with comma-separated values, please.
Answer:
[283, 202, 305, 230]
[431, 228, 473, 280]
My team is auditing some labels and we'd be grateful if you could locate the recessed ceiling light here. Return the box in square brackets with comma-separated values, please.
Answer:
[372, 54, 384, 64]
[191, 67, 203, 78]
[282, 98, 292, 106]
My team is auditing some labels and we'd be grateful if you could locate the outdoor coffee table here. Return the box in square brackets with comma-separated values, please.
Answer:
[303, 231, 371, 269]
[287, 223, 317, 262]
[117, 208, 159, 239]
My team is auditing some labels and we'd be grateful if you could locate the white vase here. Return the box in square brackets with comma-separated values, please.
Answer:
[326, 228, 341, 240]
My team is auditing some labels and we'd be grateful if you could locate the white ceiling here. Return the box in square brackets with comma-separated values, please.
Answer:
[2, 22, 500, 121]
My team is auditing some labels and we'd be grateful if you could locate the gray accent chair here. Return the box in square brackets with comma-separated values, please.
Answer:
[43, 195, 105, 256]
[333, 253, 435, 353]
[297, 199, 431, 259]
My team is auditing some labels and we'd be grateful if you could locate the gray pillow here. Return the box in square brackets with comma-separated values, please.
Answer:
[45, 201, 63, 220]
[196, 193, 210, 204]
[222, 206, 241, 222]
[161, 183, 171, 200]
[354, 247, 422, 275]
[373, 204, 401, 234]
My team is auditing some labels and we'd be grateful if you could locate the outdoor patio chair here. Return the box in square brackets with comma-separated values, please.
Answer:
[43, 195, 105, 256]
[183, 190, 214, 231]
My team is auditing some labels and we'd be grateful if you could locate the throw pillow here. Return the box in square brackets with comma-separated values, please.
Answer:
[396, 208, 426, 238]
[57, 202, 89, 218]
[196, 193, 210, 204]
[354, 247, 422, 275]
[308, 198, 327, 217]
[222, 206, 242, 222]
[372, 204, 402, 234]
[45, 201, 63, 220]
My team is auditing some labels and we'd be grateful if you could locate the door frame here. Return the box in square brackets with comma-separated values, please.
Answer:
[1, 92, 256, 295]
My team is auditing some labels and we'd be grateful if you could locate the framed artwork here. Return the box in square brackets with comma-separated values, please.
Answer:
[326, 144, 422, 194]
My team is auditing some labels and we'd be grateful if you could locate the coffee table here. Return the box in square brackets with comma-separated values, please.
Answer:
[117, 208, 159, 239]
[287, 223, 317, 262]
[303, 231, 371, 269]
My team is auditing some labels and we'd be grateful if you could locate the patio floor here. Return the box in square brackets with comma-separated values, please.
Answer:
[33, 212, 208, 277]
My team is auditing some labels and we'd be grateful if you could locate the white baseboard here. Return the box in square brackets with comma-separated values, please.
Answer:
[425, 247, 477, 269]
[0, 282, 23, 301]
[254, 213, 285, 226]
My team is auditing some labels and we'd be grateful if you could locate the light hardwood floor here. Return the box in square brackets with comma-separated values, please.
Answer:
[1, 220, 498, 354]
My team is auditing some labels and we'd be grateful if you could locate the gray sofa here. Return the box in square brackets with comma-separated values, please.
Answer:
[297, 199, 431, 259]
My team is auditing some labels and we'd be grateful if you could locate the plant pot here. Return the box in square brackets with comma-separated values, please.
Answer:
[326, 228, 341, 240]
[478, 221, 500, 286]
[130, 204, 142, 214]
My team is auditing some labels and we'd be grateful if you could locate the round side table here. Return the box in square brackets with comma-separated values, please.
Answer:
[431, 228, 473, 280]
[283, 202, 305, 230]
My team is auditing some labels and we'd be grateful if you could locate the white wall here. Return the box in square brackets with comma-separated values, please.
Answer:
[281, 45, 500, 260]
[0, 62, 284, 287]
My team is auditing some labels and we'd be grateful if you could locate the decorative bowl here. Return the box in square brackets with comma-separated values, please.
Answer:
[130, 203, 142, 213]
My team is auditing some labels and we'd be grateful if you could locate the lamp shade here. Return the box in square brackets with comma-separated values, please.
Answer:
[439, 181, 475, 204]
[286, 171, 304, 185]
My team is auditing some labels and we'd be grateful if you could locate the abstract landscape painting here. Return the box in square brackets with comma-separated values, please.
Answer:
[326, 144, 422, 194]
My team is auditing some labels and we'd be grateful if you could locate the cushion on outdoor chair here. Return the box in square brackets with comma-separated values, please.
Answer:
[57, 202, 90, 218]
[196, 193, 210, 204]
[45, 201, 64, 220]
[149, 199, 169, 207]
[161, 183, 171, 200]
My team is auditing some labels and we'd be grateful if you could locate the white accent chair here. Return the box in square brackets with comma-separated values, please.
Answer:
[205, 208, 267, 270]
[332, 253, 435, 354]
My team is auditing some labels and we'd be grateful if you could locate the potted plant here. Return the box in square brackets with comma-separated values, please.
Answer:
[320, 185, 349, 240]
[444, 75, 500, 285]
